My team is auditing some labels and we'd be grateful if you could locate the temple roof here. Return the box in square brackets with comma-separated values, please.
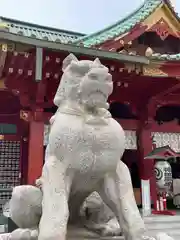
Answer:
[0, 1, 180, 64]
[75, 0, 179, 47]
[0, 17, 84, 44]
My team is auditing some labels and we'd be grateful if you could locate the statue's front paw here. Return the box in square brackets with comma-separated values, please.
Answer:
[11, 228, 31, 240]
[11, 228, 38, 240]
[0, 233, 11, 240]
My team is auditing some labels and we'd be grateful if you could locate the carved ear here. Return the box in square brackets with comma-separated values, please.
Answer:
[62, 53, 78, 72]
[93, 58, 101, 66]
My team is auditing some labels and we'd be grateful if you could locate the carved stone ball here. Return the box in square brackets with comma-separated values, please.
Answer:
[9, 185, 42, 228]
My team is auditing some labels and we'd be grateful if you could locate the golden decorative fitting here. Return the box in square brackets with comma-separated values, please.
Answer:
[143, 66, 168, 77]
[0, 135, 4, 140]
[1, 44, 7, 52]
[0, 23, 9, 30]
[0, 78, 6, 89]
[20, 110, 29, 122]
[0, 43, 15, 52]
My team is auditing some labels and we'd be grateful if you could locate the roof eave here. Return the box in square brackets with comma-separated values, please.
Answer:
[0, 31, 149, 65]
[74, 0, 162, 47]
[164, 0, 180, 22]
[0, 16, 85, 37]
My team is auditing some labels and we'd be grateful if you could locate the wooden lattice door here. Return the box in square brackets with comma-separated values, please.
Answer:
[0, 135, 21, 212]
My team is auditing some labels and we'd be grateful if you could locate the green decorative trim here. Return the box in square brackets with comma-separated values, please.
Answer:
[75, 0, 162, 47]
[151, 53, 180, 61]
[0, 31, 149, 65]
[35, 47, 43, 81]
[0, 124, 17, 134]
[0, 16, 84, 44]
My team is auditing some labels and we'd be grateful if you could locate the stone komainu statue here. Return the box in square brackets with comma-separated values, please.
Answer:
[0, 54, 174, 240]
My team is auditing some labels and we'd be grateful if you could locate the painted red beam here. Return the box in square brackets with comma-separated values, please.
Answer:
[0, 44, 7, 78]
[151, 120, 180, 133]
[148, 82, 180, 117]
[150, 82, 180, 102]
[20, 110, 53, 122]
[19, 110, 180, 133]
[99, 23, 148, 51]
[115, 118, 139, 130]
[158, 100, 180, 107]
[0, 113, 20, 124]
[116, 118, 180, 133]
[160, 63, 180, 78]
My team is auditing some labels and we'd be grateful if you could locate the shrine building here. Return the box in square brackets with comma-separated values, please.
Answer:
[0, 0, 180, 214]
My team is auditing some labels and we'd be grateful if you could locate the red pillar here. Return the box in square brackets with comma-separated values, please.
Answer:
[137, 127, 157, 207]
[27, 121, 44, 185]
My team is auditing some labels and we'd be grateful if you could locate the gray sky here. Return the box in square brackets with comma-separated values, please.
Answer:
[0, 0, 180, 34]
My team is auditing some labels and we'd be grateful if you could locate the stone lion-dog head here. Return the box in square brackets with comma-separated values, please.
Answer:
[54, 53, 113, 111]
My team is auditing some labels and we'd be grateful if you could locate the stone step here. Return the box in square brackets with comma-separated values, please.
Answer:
[144, 214, 180, 240]
[145, 221, 180, 230]
[144, 214, 180, 223]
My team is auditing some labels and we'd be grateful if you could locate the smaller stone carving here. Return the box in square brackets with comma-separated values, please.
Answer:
[1, 185, 42, 240]
[9, 185, 42, 229]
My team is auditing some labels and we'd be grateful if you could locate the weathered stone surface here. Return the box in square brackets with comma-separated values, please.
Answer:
[0, 54, 174, 240]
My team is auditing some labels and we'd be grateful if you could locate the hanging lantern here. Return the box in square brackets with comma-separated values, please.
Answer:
[154, 160, 172, 190]
[145, 145, 179, 191]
